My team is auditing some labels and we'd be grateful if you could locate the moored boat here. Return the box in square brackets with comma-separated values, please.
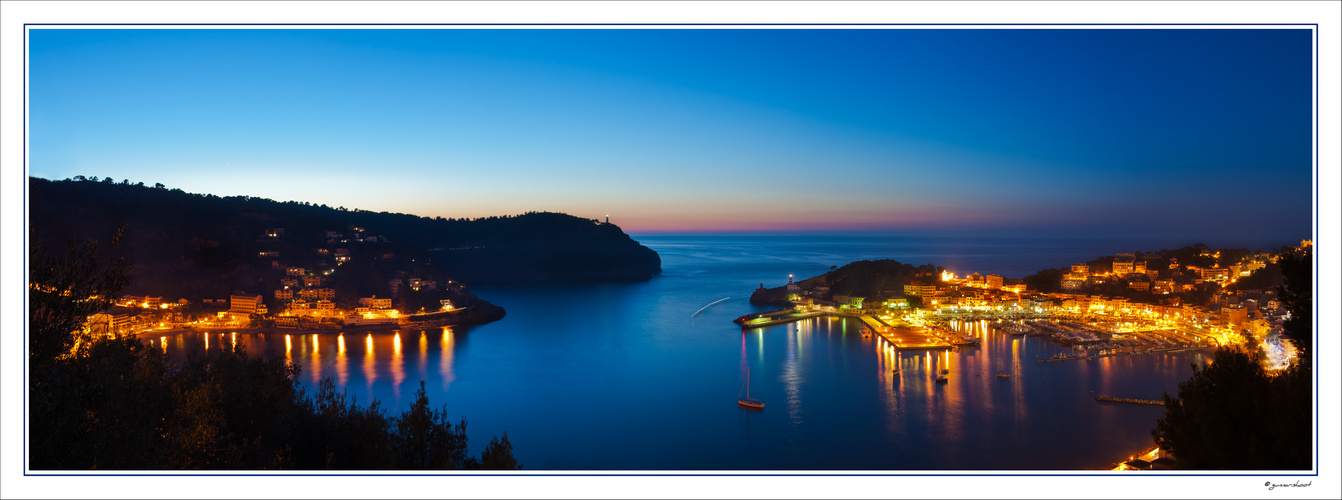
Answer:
[738, 366, 764, 409]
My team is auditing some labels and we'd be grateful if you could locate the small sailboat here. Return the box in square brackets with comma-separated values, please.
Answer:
[738, 366, 764, 409]
[996, 372, 1010, 379]
[952, 335, 979, 347]
[936, 375, 949, 384]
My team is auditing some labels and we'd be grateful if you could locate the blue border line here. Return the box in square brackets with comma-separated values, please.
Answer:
[20, 22, 1323, 478]
[23, 23, 30, 477]
[19, 23, 1323, 26]
[1312, 23, 1320, 475]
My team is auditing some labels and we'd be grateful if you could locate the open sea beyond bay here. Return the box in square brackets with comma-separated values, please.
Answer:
[162, 234, 1242, 470]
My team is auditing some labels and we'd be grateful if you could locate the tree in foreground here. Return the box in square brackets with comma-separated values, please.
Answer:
[1151, 348, 1310, 469]
[1151, 246, 1312, 470]
[29, 233, 520, 470]
[1276, 250, 1312, 363]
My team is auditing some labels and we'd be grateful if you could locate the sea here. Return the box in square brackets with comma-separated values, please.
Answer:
[160, 234, 1249, 470]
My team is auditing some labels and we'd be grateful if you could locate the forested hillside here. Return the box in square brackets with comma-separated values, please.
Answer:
[29, 176, 661, 300]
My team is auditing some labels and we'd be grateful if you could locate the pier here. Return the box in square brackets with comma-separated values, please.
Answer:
[861, 315, 953, 350]
[1095, 396, 1165, 406]
[734, 308, 829, 328]
[1036, 345, 1215, 363]
[735, 309, 953, 350]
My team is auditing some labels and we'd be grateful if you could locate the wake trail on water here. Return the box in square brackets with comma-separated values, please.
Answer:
[691, 297, 732, 319]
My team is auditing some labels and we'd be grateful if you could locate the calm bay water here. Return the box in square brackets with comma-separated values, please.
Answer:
[163, 234, 1216, 470]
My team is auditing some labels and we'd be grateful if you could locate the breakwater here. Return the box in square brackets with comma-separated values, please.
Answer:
[1095, 396, 1165, 406]
[1036, 345, 1215, 363]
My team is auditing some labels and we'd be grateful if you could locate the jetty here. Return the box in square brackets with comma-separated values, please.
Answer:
[1036, 345, 1216, 363]
[734, 308, 829, 328]
[1095, 396, 1165, 406]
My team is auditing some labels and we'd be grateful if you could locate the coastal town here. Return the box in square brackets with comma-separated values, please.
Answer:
[738, 240, 1311, 370]
[81, 223, 495, 340]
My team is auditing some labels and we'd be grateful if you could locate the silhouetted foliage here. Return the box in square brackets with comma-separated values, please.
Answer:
[750, 259, 939, 305]
[1152, 348, 1311, 469]
[1023, 267, 1065, 294]
[391, 381, 471, 469]
[476, 432, 522, 470]
[1277, 250, 1312, 362]
[29, 235, 520, 470]
[28, 228, 130, 365]
[818, 260, 940, 299]
[1228, 261, 1283, 292]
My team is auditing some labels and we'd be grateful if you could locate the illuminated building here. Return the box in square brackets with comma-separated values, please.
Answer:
[965, 273, 984, 287]
[299, 288, 335, 300]
[1220, 306, 1248, 327]
[986, 274, 1003, 290]
[88, 307, 135, 336]
[1071, 263, 1089, 275]
[360, 296, 393, 309]
[286, 267, 306, 276]
[1112, 253, 1135, 275]
[228, 294, 264, 315]
[903, 283, 938, 296]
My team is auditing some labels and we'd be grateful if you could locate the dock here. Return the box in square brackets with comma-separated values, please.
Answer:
[1036, 345, 1215, 363]
[1095, 396, 1165, 406]
[862, 315, 953, 351]
[736, 309, 952, 350]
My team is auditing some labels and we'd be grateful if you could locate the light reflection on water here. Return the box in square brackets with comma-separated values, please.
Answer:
[364, 334, 376, 395]
[440, 328, 455, 392]
[166, 328, 462, 412]
[160, 235, 1220, 470]
[336, 334, 348, 387]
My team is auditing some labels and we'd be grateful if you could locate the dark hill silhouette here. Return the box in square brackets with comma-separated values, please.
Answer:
[751, 259, 939, 305]
[28, 177, 661, 300]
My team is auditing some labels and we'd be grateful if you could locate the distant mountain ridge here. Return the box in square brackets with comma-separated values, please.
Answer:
[28, 177, 661, 300]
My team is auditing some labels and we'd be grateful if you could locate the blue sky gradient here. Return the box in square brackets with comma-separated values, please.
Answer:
[28, 28, 1313, 241]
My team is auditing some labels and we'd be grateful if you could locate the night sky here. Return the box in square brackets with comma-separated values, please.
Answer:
[27, 28, 1314, 241]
